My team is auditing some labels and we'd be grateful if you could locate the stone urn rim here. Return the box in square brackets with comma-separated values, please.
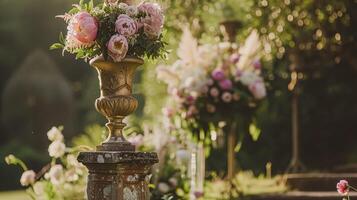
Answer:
[89, 55, 144, 71]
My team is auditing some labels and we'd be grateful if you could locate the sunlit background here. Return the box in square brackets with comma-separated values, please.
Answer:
[0, 0, 356, 198]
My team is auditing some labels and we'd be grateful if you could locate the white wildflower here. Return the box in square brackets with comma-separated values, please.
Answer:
[47, 127, 63, 142]
[20, 170, 36, 186]
[48, 141, 66, 158]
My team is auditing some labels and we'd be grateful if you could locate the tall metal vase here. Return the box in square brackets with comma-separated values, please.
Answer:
[78, 56, 158, 200]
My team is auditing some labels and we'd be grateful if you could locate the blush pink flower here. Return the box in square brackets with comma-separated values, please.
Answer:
[107, 34, 129, 62]
[249, 81, 266, 100]
[337, 180, 349, 196]
[67, 12, 98, 44]
[222, 92, 233, 103]
[211, 69, 225, 81]
[138, 2, 164, 38]
[115, 14, 137, 37]
[209, 87, 220, 97]
[219, 79, 233, 90]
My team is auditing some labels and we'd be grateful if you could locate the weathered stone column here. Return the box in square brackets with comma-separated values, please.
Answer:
[78, 56, 158, 200]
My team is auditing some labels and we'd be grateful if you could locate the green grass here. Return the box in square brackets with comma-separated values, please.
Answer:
[0, 190, 29, 200]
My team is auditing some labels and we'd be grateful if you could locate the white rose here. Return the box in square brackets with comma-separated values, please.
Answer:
[48, 141, 66, 158]
[47, 127, 63, 142]
[20, 170, 36, 186]
[249, 81, 267, 100]
[158, 182, 170, 193]
[48, 165, 63, 185]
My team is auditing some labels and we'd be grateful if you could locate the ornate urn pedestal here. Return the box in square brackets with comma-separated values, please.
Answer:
[78, 56, 158, 200]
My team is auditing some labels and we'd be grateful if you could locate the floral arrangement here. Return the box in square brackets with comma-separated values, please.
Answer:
[157, 27, 266, 137]
[51, 0, 166, 61]
[5, 127, 89, 200]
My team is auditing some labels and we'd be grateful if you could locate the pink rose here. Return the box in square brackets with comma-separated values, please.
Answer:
[219, 79, 233, 90]
[221, 92, 233, 103]
[337, 180, 349, 196]
[138, 2, 164, 38]
[107, 34, 129, 62]
[209, 87, 219, 97]
[249, 81, 266, 100]
[115, 14, 137, 37]
[67, 12, 98, 44]
[211, 69, 225, 81]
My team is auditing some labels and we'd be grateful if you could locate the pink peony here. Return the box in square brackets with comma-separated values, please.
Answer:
[219, 79, 233, 90]
[209, 87, 220, 97]
[337, 180, 349, 196]
[107, 34, 129, 62]
[67, 12, 98, 44]
[138, 2, 164, 38]
[115, 14, 137, 37]
[249, 81, 266, 100]
[229, 53, 240, 64]
[211, 69, 225, 81]
[221, 92, 233, 103]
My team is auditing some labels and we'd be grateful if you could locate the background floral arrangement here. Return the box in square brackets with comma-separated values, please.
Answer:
[51, 0, 166, 61]
[157, 27, 267, 140]
[5, 127, 88, 200]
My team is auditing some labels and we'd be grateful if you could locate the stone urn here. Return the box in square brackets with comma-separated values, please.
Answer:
[78, 56, 158, 200]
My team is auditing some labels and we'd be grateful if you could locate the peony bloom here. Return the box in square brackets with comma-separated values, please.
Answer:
[48, 140, 66, 158]
[47, 165, 63, 185]
[219, 79, 233, 90]
[221, 92, 233, 103]
[249, 81, 266, 100]
[67, 12, 98, 44]
[337, 180, 349, 196]
[211, 69, 225, 81]
[210, 87, 220, 97]
[138, 2, 164, 38]
[107, 34, 129, 62]
[47, 127, 63, 142]
[115, 14, 137, 37]
[20, 170, 36, 186]
[158, 182, 170, 193]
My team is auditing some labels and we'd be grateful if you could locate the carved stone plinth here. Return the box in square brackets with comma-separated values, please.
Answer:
[78, 56, 158, 200]
[78, 151, 158, 200]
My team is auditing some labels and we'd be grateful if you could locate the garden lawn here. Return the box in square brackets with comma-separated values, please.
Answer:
[0, 190, 29, 200]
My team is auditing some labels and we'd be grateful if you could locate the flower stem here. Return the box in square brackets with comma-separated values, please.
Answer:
[350, 185, 357, 192]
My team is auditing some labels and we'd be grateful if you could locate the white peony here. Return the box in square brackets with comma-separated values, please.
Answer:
[47, 127, 63, 142]
[20, 170, 36, 186]
[48, 141, 66, 158]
